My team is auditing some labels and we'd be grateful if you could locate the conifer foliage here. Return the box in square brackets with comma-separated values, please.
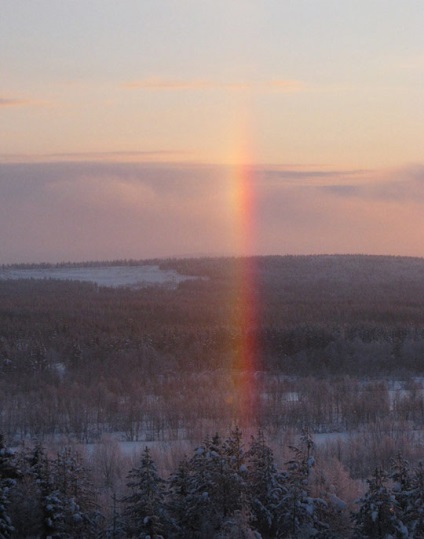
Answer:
[44, 447, 98, 538]
[3, 441, 98, 539]
[352, 456, 424, 538]
[0, 435, 18, 539]
[246, 430, 285, 538]
[3, 430, 424, 538]
[353, 467, 404, 539]
[123, 446, 167, 538]
[167, 430, 251, 538]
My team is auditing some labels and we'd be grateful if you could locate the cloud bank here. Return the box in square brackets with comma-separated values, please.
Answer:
[0, 97, 32, 108]
[123, 78, 304, 93]
[1, 161, 424, 263]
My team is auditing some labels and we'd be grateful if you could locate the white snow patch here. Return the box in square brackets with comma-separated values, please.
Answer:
[0, 265, 200, 289]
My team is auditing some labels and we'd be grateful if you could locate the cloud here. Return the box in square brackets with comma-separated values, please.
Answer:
[261, 167, 370, 184]
[0, 97, 32, 108]
[0, 150, 190, 164]
[1, 161, 424, 263]
[264, 80, 305, 92]
[0, 161, 233, 262]
[123, 78, 213, 90]
[315, 165, 424, 204]
[122, 78, 304, 93]
[0, 97, 51, 110]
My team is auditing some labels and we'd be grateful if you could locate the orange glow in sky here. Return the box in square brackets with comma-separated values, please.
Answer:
[2, 2, 424, 262]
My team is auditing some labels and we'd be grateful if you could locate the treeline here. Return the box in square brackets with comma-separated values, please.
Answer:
[2, 256, 424, 471]
[0, 258, 157, 270]
[2, 315, 424, 378]
[2, 263, 424, 380]
[1, 369, 424, 479]
[1, 429, 423, 538]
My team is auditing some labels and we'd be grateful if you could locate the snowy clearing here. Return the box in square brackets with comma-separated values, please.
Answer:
[0, 264, 198, 288]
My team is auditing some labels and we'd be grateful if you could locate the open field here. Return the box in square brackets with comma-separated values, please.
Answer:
[0, 263, 197, 288]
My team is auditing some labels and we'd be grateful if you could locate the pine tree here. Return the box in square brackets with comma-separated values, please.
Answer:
[407, 461, 424, 537]
[46, 446, 99, 538]
[353, 467, 403, 539]
[7, 443, 47, 538]
[246, 430, 285, 538]
[174, 431, 252, 538]
[309, 465, 349, 539]
[390, 453, 411, 537]
[0, 435, 18, 539]
[123, 446, 167, 538]
[182, 434, 226, 537]
[221, 427, 249, 518]
[278, 429, 329, 538]
[167, 457, 192, 537]
[105, 491, 126, 539]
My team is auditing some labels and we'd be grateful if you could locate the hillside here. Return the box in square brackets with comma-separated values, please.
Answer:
[2, 254, 424, 380]
[1, 254, 424, 478]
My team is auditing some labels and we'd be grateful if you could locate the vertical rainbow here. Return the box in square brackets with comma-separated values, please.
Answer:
[227, 140, 261, 427]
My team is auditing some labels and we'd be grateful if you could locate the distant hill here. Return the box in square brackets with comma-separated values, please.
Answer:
[1, 254, 424, 379]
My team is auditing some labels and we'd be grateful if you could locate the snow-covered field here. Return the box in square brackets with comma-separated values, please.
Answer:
[0, 265, 198, 288]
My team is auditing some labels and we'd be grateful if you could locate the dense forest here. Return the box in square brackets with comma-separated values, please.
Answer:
[2, 428, 424, 538]
[1, 254, 424, 537]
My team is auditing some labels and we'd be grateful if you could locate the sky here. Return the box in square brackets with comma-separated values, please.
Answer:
[1, 1, 424, 263]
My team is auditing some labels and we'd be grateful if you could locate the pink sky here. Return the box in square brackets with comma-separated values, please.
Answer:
[2, 2, 424, 262]
[1, 161, 424, 263]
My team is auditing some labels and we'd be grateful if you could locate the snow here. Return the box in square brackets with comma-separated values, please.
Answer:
[329, 494, 346, 511]
[0, 265, 199, 289]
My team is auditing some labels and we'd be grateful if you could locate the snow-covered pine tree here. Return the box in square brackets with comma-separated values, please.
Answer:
[245, 430, 286, 538]
[104, 491, 126, 539]
[167, 456, 192, 537]
[223, 426, 245, 474]
[406, 461, 424, 537]
[219, 427, 256, 537]
[221, 427, 249, 514]
[0, 435, 17, 539]
[353, 466, 404, 539]
[7, 442, 48, 538]
[181, 434, 225, 537]
[123, 446, 167, 538]
[177, 432, 252, 538]
[45, 446, 99, 538]
[278, 428, 330, 538]
[390, 453, 411, 536]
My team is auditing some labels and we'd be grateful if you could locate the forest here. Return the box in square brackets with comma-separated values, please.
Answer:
[1, 254, 424, 538]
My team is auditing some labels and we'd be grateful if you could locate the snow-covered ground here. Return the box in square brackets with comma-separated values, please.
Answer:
[0, 265, 198, 289]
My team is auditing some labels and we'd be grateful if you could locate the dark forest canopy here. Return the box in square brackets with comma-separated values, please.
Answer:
[2, 255, 424, 483]
[1, 254, 424, 379]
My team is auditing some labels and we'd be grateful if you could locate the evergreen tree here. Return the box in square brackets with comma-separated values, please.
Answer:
[105, 492, 126, 539]
[278, 429, 329, 538]
[123, 446, 166, 538]
[309, 466, 349, 539]
[407, 462, 424, 537]
[182, 434, 226, 537]
[353, 467, 404, 539]
[7, 443, 48, 538]
[45, 446, 99, 538]
[167, 457, 192, 537]
[0, 436, 17, 539]
[390, 453, 412, 537]
[175, 432, 252, 538]
[246, 430, 285, 538]
[221, 427, 249, 518]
